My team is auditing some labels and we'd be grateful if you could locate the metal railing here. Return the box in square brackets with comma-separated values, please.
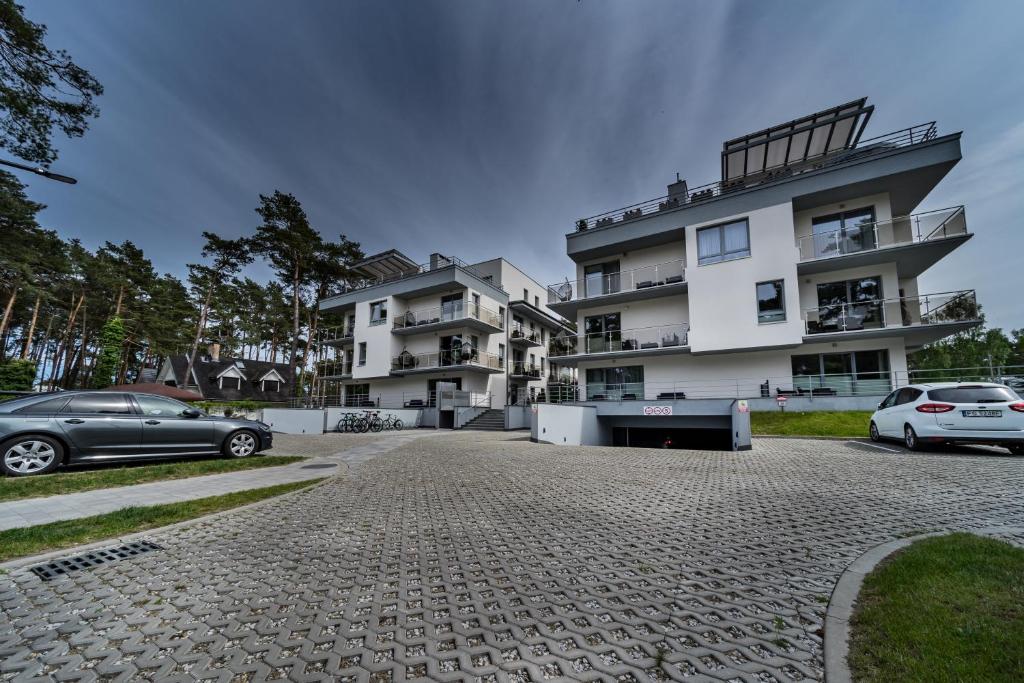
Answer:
[328, 254, 504, 297]
[549, 323, 689, 358]
[391, 348, 502, 372]
[797, 206, 967, 261]
[575, 122, 939, 231]
[509, 361, 542, 379]
[803, 290, 978, 335]
[547, 259, 685, 305]
[393, 301, 503, 331]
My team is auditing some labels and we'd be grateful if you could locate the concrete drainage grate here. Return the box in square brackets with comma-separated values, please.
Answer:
[300, 463, 336, 470]
[29, 540, 163, 581]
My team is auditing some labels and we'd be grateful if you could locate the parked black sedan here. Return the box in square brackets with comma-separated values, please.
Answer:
[0, 391, 273, 476]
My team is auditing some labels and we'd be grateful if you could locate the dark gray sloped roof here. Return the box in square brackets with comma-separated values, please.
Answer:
[162, 355, 294, 402]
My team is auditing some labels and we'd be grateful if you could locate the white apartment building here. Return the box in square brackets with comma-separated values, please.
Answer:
[315, 251, 570, 427]
[543, 98, 979, 434]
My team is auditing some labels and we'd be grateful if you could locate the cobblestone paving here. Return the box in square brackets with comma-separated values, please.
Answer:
[2, 433, 1023, 682]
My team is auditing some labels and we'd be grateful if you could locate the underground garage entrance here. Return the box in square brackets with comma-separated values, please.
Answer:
[611, 426, 733, 450]
[532, 400, 752, 450]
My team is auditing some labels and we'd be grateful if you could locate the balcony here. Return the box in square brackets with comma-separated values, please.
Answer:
[797, 206, 970, 277]
[393, 302, 504, 336]
[320, 325, 354, 345]
[314, 359, 352, 379]
[509, 323, 543, 347]
[547, 259, 686, 317]
[320, 253, 507, 313]
[390, 349, 503, 376]
[575, 123, 938, 232]
[802, 290, 981, 348]
[509, 361, 542, 381]
[549, 323, 689, 366]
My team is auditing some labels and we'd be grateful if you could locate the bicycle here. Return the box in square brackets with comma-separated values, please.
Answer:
[337, 412, 369, 433]
[381, 414, 404, 431]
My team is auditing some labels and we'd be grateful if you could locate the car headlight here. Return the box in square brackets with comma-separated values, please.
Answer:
[256, 421, 272, 432]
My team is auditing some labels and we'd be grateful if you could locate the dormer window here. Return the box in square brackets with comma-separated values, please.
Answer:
[221, 376, 240, 390]
[262, 379, 280, 392]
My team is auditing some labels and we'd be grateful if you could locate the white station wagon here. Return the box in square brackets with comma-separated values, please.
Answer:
[869, 382, 1024, 454]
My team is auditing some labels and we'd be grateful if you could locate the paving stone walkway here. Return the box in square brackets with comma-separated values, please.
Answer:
[0, 431, 435, 532]
[1, 432, 1023, 682]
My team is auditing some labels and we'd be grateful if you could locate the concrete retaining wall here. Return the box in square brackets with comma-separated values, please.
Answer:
[507, 405, 532, 430]
[533, 404, 606, 446]
[260, 408, 327, 434]
[325, 407, 425, 431]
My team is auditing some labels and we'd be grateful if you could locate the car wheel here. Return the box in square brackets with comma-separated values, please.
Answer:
[2, 435, 64, 476]
[904, 424, 921, 451]
[869, 421, 881, 442]
[224, 430, 258, 458]
[1008, 444, 1024, 456]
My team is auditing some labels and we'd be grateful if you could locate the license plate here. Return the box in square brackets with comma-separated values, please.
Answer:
[963, 410, 1001, 417]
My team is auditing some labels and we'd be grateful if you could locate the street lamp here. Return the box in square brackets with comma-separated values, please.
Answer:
[0, 158, 77, 184]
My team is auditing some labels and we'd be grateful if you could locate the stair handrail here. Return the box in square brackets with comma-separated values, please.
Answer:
[456, 392, 493, 428]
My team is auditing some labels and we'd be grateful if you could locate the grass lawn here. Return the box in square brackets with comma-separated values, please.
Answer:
[849, 533, 1024, 682]
[0, 455, 305, 503]
[0, 478, 326, 563]
[750, 410, 872, 438]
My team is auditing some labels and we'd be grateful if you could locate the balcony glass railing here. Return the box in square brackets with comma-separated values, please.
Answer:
[393, 302, 503, 331]
[549, 323, 689, 358]
[548, 259, 685, 305]
[803, 290, 978, 335]
[510, 322, 541, 344]
[574, 122, 939, 231]
[315, 359, 353, 377]
[320, 325, 354, 343]
[329, 254, 505, 297]
[509, 361, 542, 379]
[391, 349, 502, 372]
[798, 206, 967, 261]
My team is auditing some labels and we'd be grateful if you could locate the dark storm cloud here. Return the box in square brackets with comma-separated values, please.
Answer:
[18, 0, 1024, 328]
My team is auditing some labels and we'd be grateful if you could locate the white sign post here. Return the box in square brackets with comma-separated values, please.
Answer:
[776, 395, 788, 412]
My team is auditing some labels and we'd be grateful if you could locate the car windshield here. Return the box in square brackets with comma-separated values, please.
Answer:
[927, 386, 1019, 403]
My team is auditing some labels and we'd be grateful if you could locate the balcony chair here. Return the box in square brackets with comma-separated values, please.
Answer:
[635, 280, 654, 289]
[656, 392, 686, 399]
[621, 393, 638, 401]
[661, 334, 680, 347]
[640, 342, 659, 350]
[663, 274, 683, 285]
[405, 399, 425, 408]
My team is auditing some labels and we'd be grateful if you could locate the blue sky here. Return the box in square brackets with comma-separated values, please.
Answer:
[20, 0, 1024, 329]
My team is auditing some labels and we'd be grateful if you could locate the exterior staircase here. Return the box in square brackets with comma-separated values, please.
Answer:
[461, 409, 506, 431]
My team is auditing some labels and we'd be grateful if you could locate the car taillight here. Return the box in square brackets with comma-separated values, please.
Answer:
[916, 403, 955, 413]
[1010, 403, 1024, 413]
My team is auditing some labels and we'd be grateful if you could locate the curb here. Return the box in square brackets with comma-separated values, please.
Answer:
[0, 476, 333, 572]
[754, 435, 859, 441]
[824, 525, 1024, 682]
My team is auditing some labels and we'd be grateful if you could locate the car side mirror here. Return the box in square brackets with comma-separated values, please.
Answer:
[181, 408, 202, 418]
[877, 402, 885, 410]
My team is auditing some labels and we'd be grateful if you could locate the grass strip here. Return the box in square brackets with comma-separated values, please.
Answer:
[0, 478, 325, 562]
[0, 455, 305, 502]
[849, 533, 1024, 682]
[750, 410, 872, 438]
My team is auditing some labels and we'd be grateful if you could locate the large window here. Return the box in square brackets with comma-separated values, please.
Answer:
[584, 312, 621, 353]
[811, 207, 876, 258]
[369, 300, 388, 325]
[756, 280, 786, 323]
[440, 293, 463, 321]
[697, 219, 750, 265]
[810, 276, 884, 333]
[583, 260, 620, 297]
[791, 350, 890, 395]
[346, 383, 370, 407]
[585, 366, 644, 400]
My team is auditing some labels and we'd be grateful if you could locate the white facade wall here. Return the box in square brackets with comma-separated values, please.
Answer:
[685, 202, 804, 353]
